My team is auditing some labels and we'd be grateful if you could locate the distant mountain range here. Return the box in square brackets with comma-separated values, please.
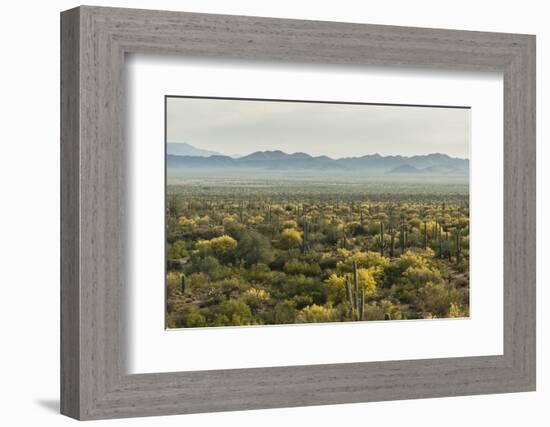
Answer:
[167, 142, 223, 157]
[167, 142, 242, 158]
[167, 144, 469, 176]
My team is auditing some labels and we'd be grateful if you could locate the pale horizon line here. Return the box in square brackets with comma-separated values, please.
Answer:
[167, 141, 470, 161]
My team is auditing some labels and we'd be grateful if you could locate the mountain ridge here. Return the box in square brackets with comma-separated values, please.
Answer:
[167, 142, 223, 157]
[167, 148, 469, 176]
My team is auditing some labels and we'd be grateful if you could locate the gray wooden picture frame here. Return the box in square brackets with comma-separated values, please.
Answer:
[60, 5, 536, 421]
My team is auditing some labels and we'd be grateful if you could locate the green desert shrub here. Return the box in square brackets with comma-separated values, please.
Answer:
[283, 259, 321, 276]
[236, 231, 274, 266]
[296, 304, 338, 323]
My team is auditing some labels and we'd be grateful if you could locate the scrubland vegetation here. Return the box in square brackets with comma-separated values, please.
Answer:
[166, 177, 469, 328]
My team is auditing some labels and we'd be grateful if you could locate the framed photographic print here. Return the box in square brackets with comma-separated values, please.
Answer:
[61, 6, 536, 420]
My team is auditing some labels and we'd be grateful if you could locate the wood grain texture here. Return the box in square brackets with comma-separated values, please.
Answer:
[60, 6, 536, 420]
[60, 7, 80, 419]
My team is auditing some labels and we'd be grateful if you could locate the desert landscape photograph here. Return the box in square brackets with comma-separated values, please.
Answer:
[165, 96, 470, 328]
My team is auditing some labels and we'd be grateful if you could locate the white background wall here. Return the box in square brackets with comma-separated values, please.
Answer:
[0, 0, 546, 425]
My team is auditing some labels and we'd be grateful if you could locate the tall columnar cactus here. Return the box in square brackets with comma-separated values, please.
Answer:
[357, 287, 365, 320]
[399, 220, 405, 254]
[380, 221, 385, 256]
[389, 223, 396, 258]
[423, 221, 428, 249]
[455, 223, 461, 265]
[266, 204, 272, 224]
[302, 218, 309, 254]
[446, 231, 451, 261]
[438, 222, 443, 258]
[345, 275, 353, 318]
[181, 273, 186, 294]
[353, 260, 359, 315]
[458, 226, 462, 261]
[360, 210, 365, 226]
[343, 261, 364, 321]
[358, 283, 365, 321]
[239, 201, 244, 223]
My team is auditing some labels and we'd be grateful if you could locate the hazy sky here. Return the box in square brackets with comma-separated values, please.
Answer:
[167, 97, 470, 159]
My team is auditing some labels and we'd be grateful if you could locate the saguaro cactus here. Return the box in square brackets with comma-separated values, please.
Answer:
[358, 272, 365, 320]
[344, 261, 364, 321]
[438, 223, 443, 258]
[423, 221, 428, 249]
[380, 221, 385, 256]
[266, 204, 272, 224]
[446, 231, 451, 261]
[180, 273, 186, 294]
[302, 218, 309, 254]
[455, 223, 462, 265]
[389, 223, 396, 258]
[353, 260, 359, 314]
[399, 220, 405, 254]
[346, 275, 353, 317]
